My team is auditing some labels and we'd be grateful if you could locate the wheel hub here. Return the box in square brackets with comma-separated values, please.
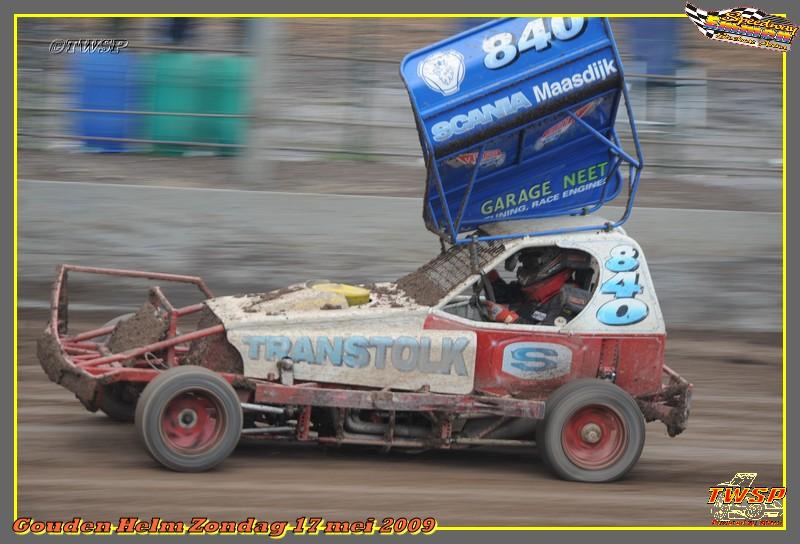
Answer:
[562, 404, 627, 470]
[178, 408, 198, 428]
[580, 422, 602, 444]
[160, 390, 225, 453]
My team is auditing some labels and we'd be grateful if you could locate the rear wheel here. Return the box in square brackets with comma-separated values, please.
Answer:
[135, 366, 242, 472]
[540, 379, 645, 482]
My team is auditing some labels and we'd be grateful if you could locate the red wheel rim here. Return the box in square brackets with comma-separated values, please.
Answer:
[159, 388, 226, 453]
[561, 404, 627, 470]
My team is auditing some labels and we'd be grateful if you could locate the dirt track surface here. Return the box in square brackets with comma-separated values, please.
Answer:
[18, 180, 781, 332]
[18, 310, 782, 527]
[19, 151, 782, 213]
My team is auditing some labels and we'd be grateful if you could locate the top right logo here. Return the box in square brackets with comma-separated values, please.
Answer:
[685, 3, 797, 52]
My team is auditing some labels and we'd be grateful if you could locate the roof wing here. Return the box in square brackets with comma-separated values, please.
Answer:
[401, 17, 644, 245]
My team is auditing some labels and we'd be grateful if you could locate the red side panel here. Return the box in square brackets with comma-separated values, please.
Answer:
[592, 335, 665, 395]
[613, 335, 665, 395]
[424, 313, 664, 398]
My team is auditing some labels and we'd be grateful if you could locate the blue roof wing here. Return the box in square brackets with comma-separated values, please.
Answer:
[400, 17, 644, 244]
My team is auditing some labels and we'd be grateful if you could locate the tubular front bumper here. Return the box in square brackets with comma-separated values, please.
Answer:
[37, 325, 101, 409]
[37, 264, 217, 410]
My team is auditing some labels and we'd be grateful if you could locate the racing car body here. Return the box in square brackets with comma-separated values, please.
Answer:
[213, 216, 665, 399]
[38, 214, 690, 481]
[37, 17, 691, 482]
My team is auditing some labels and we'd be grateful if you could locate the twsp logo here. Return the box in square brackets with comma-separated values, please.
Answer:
[708, 472, 785, 526]
[417, 49, 465, 96]
[501, 342, 572, 380]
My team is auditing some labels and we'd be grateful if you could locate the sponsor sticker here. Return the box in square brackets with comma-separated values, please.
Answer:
[417, 49, 466, 96]
[446, 148, 507, 169]
[501, 341, 572, 380]
[534, 97, 603, 151]
[232, 329, 478, 395]
[477, 160, 609, 221]
[241, 334, 471, 376]
[430, 58, 617, 144]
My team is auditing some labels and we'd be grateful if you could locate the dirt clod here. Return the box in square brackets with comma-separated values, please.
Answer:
[254, 286, 304, 304]
[107, 302, 168, 355]
[182, 307, 243, 374]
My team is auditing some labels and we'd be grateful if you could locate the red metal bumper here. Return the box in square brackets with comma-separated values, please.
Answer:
[636, 364, 693, 437]
[37, 264, 221, 409]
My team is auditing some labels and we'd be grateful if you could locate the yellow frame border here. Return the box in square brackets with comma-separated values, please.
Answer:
[12, 12, 788, 532]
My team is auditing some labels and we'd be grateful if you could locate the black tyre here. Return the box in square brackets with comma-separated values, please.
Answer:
[97, 384, 137, 422]
[135, 366, 242, 472]
[540, 379, 645, 482]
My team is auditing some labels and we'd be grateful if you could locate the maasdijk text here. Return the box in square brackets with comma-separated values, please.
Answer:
[12, 516, 438, 536]
[431, 57, 618, 143]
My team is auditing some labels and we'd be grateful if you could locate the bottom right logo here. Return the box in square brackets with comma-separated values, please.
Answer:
[708, 472, 785, 526]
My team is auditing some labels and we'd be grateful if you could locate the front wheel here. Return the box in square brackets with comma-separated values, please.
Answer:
[97, 383, 138, 422]
[540, 379, 645, 482]
[135, 366, 242, 472]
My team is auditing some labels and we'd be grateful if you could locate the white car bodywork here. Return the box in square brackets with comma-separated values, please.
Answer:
[207, 216, 665, 395]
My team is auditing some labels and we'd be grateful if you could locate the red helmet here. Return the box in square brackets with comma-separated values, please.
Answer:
[520, 268, 573, 303]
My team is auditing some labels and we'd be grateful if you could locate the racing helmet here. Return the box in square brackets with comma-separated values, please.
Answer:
[515, 249, 593, 303]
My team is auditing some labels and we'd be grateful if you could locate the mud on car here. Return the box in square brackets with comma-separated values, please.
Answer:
[37, 17, 691, 482]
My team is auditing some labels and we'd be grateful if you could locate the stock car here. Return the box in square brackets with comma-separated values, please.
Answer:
[37, 17, 691, 482]
[38, 217, 691, 482]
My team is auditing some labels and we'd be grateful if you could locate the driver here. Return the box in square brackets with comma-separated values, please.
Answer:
[482, 248, 592, 325]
